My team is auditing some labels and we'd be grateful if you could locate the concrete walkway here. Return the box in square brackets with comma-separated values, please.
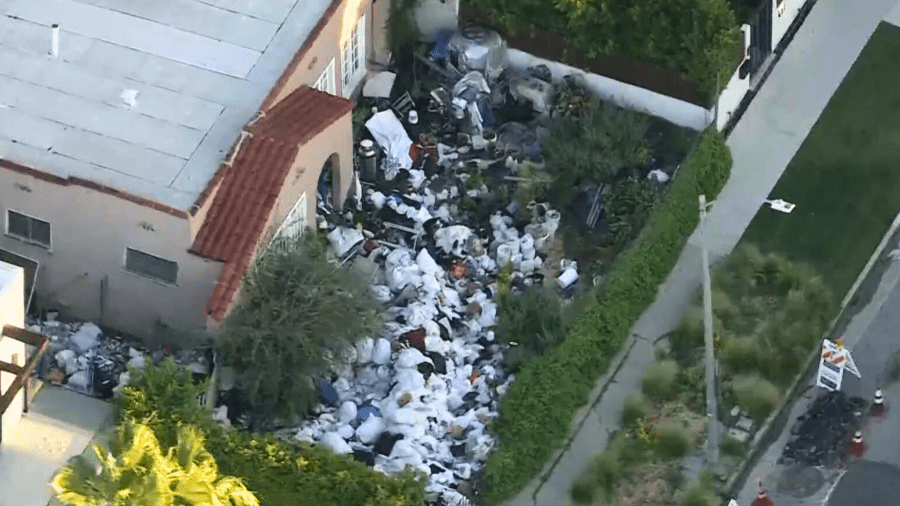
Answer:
[505, 0, 900, 504]
[0, 386, 113, 506]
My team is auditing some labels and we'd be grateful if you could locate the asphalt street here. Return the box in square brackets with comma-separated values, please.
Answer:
[734, 259, 900, 506]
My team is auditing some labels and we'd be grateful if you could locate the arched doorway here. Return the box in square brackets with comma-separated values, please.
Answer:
[316, 153, 341, 214]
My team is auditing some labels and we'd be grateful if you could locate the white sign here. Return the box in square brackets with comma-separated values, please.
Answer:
[816, 339, 861, 392]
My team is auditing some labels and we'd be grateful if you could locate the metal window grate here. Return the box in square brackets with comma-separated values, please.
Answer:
[6, 210, 50, 248]
[125, 248, 178, 284]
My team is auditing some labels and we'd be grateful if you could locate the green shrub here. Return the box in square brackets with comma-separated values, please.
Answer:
[495, 288, 571, 372]
[464, 0, 740, 97]
[721, 434, 747, 458]
[570, 478, 595, 504]
[591, 448, 624, 501]
[733, 374, 781, 422]
[480, 129, 732, 504]
[680, 481, 717, 506]
[642, 360, 679, 402]
[655, 425, 693, 460]
[621, 393, 651, 428]
[218, 233, 381, 425]
[118, 361, 427, 506]
[543, 99, 650, 203]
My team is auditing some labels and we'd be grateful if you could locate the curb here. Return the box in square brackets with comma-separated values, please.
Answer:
[722, 204, 900, 500]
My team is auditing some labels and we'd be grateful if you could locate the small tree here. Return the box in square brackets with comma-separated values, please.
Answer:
[51, 421, 258, 506]
[218, 233, 380, 423]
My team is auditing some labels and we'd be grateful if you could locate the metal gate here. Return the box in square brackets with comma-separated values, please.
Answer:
[748, 0, 774, 78]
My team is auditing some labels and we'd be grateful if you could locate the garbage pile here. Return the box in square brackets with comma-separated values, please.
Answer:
[780, 391, 865, 467]
[27, 318, 212, 400]
[286, 26, 592, 506]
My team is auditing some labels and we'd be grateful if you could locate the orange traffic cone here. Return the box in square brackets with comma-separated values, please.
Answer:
[752, 480, 773, 506]
[871, 389, 885, 417]
[849, 430, 867, 457]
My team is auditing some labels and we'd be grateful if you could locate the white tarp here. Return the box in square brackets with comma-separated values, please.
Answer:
[816, 339, 861, 392]
[365, 110, 413, 169]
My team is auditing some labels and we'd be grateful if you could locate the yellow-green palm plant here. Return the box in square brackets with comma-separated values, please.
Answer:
[51, 421, 259, 506]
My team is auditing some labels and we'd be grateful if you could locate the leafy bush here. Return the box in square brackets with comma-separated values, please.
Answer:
[543, 98, 651, 203]
[654, 425, 693, 460]
[480, 129, 732, 504]
[590, 447, 624, 502]
[52, 421, 259, 506]
[218, 234, 381, 424]
[733, 374, 781, 422]
[721, 434, 747, 458]
[495, 287, 581, 372]
[622, 393, 651, 428]
[680, 481, 717, 506]
[118, 361, 426, 506]
[605, 177, 659, 248]
[641, 360, 679, 402]
[570, 479, 595, 504]
[464, 0, 741, 97]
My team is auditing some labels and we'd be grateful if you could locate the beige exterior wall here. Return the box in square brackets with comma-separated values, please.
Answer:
[0, 173, 221, 340]
[0, 261, 26, 438]
[269, 0, 390, 105]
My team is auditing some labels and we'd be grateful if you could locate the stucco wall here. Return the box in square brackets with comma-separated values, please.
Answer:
[272, 113, 355, 235]
[505, 49, 713, 131]
[0, 171, 220, 340]
[269, 0, 386, 105]
[0, 261, 26, 437]
[414, 0, 459, 41]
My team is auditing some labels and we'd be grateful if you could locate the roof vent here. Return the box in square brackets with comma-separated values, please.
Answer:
[51, 24, 59, 58]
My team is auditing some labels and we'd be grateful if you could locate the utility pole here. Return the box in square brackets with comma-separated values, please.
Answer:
[699, 194, 719, 470]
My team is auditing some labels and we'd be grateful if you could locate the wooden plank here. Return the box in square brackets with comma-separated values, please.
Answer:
[0, 325, 49, 415]
[0, 361, 24, 375]
[2, 324, 48, 348]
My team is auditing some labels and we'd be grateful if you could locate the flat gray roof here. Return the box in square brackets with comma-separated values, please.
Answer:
[0, 0, 333, 210]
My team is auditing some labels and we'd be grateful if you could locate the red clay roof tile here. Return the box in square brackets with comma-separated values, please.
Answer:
[191, 86, 354, 321]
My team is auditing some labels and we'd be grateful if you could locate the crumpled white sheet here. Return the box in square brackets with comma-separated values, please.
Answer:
[366, 110, 413, 169]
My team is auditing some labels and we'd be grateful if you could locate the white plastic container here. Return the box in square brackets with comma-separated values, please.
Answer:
[496, 244, 513, 267]
[557, 267, 579, 289]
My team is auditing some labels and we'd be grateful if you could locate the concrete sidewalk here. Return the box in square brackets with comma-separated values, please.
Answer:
[0, 386, 113, 506]
[505, 0, 900, 504]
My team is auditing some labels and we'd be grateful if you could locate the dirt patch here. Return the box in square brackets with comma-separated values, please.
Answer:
[655, 401, 707, 446]
[609, 463, 680, 506]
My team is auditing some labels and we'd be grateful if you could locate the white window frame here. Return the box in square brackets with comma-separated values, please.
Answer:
[5, 209, 51, 249]
[340, 14, 366, 96]
[124, 247, 178, 285]
[313, 58, 337, 95]
[272, 193, 308, 243]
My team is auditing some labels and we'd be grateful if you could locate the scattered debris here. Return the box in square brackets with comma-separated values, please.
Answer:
[780, 391, 865, 467]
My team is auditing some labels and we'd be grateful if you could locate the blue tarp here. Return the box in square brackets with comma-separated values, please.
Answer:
[318, 380, 340, 407]
[356, 405, 382, 423]
[429, 30, 455, 62]
[477, 96, 497, 130]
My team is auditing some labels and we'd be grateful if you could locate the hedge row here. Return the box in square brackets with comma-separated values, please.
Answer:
[117, 360, 426, 506]
[480, 128, 733, 504]
[462, 0, 741, 97]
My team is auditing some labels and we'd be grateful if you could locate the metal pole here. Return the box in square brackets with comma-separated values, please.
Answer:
[699, 194, 719, 469]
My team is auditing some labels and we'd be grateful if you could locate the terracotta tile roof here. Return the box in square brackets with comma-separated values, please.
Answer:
[251, 86, 356, 145]
[191, 86, 355, 321]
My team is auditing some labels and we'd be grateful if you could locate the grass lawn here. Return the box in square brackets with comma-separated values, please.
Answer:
[741, 22, 900, 298]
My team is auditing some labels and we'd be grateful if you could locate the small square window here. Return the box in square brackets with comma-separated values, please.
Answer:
[125, 248, 178, 284]
[6, 210, 51, 248]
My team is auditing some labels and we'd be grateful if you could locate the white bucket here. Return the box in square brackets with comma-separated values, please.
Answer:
[544, 210, 561, 237]
[496, 244, 512, 267]
[522, 246, 536, 261]
[520, 233, 535, 252]
[557, 267, 578, 289]
[510, 253, 523, 269]
[520, 258, 538, 274]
